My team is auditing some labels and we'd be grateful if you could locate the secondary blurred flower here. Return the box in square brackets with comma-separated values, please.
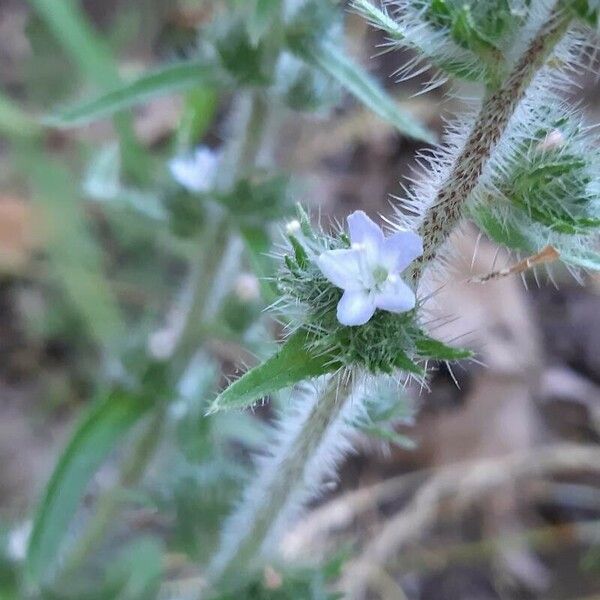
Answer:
[317, 211, 422, 326]
[169, 146, 219, 193]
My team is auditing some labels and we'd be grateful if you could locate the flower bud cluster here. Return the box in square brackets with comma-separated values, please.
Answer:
[470, 103, 600, 272]
[353, 0, 547, 87]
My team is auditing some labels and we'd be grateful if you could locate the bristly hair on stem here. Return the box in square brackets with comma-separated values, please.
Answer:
[204, 2, 600, 596]
[404, 1, 575, 282]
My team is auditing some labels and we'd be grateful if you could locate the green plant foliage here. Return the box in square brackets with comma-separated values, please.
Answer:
[215, 20, 273, 86]
[27, 0, 119, 87]
[47, 61, 223, 126]
[166, 190, 207, 239]
[470, 112, 600, 271]
[351, 380, 417, 449]
[278, 213, 473, 375]
[425, 0, 515, 56]
[352, 0, 525, 85]
[26, 365, 167, 587]
[209, 551, 347, 600]
[291, 38, 437, 143]
[571, 0, 600, 27]
[105, 537, 163, 600]
[239, 225, 280, 301]
[247, 0, 282, 45]
[216, 174, 293, 223]
[12, 0, 599, 597]
[208, 329, 342, 413]
[0, 92, 41, 139]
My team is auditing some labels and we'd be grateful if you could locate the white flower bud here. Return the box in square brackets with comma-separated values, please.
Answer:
[234, 272, 260, 302]
[285, 219, 301, 235]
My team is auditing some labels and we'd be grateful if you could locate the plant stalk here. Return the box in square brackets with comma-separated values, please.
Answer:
[170, 90, 270, 371]
[412, 2, 572, 281]
[59, 89, 271, 579]
[208, 371, 354, 589]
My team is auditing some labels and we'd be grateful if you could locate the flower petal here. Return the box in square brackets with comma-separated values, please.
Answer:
[375, 277, 416, 313]
[317, 249, 362, 290]
[347, 211, 384, 251]
[169, 156, 203, 192]
[337, 290, 376, 326]
[381, 230, 423, 273]
[169, 146, 218, 193]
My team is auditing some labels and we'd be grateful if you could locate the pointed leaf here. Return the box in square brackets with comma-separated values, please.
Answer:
[208, 330, 341, 413]
[26, 390, 155, 586]
[292, 39, 436, 144]
[47, 61, 223, 127]
[415, 337, 472, 361]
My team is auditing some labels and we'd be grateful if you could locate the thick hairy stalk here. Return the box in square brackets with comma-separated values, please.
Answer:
[412, 3, 572, 281]
[208, 372, 357, 589]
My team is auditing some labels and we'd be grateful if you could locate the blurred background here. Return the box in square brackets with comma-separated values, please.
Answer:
[1, 0, 600, 598]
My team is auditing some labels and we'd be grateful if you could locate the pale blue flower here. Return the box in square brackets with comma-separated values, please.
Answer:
[317, 211, 422, 326]
[169, 146, 219, 193]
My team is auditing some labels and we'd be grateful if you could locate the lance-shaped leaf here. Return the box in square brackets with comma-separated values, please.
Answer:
[26, 389, 156, 586]
[415, 336, 473, 361]
[208, 329, 342, 413]
[291, 38, 436, 144]
[47, 61, 224, 127]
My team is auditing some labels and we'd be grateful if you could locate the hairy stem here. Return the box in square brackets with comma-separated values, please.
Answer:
[413, 2, 572, 281]
[208, 372, 354, 589]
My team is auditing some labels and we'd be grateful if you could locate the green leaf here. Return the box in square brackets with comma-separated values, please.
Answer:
[208, 329, 341, 413]
[471, 205, 600, 272]
[292, 39, 436, 144]
[175, 87, 219, 151]
[390, 348, 425, 375]
[26, 390, 155, 586]
[359, 424, 417, 449]
[415, 336, 473, 361]
[47, 61, 223, 127]
[351, 0, 405, 41]
[216, 174, 292, 221]
[215, 21, 271, 85]
[470, 204, 539, 253]
[106, 537, 163, 600]
[451, 5, 500, 59]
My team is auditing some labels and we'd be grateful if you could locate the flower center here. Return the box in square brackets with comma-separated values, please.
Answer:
[371, 265, 389, 287]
